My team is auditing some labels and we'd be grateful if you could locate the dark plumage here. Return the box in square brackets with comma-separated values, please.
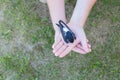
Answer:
[56, 20, 76, 43]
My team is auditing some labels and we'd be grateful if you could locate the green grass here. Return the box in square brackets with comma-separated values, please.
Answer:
[0, 0, 120, 80]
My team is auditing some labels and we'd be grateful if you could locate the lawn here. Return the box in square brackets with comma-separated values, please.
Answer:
[0, 0, 120, 80]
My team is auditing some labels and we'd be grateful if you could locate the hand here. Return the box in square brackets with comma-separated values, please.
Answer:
[52, 23, 91, 58]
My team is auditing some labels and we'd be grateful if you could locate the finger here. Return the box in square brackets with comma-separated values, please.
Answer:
[76, 43, 84, 49]
[88, 44, 91, 48]
[87, 44, 92, 52]
[73, 47, 87, 54]
[59, 46, 71, 58]
[77, 43, 91, 49]
[59, 40, 80, 58]
[74, 46, 91, 54]
[77, 29, 89, 52]
[52, 33, 61, 48]
[81, 38, 89, 52]
[53, 41, 64, 53]
[55, 45, 67, 56]
[77, 43, 91, 52]
[52, 39, 61, 49]
[76, 44, 86, 51]
[86, 39, 91, 48]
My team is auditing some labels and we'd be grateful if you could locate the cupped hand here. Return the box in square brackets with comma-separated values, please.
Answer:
[52, 23, 91, 58]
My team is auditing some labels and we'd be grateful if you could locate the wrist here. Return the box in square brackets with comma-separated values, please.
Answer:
[69, 20, 84, 28]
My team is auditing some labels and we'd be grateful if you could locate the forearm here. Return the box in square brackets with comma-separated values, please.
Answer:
[47, 0, 66, 31]
[70, 0, 96, 27]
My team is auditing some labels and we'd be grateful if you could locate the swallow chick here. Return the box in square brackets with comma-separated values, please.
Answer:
[56, 20, 76, 43]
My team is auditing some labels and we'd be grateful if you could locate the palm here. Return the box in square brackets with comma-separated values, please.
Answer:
[52, 23, 91, 57]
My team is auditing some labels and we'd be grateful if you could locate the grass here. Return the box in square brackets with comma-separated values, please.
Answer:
[0, 0, 120, 80]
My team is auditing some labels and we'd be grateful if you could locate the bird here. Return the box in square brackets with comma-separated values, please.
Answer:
[56, 20, 76, 43]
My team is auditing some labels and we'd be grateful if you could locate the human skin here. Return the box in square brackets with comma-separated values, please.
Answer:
[47, 0, 96, 58]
